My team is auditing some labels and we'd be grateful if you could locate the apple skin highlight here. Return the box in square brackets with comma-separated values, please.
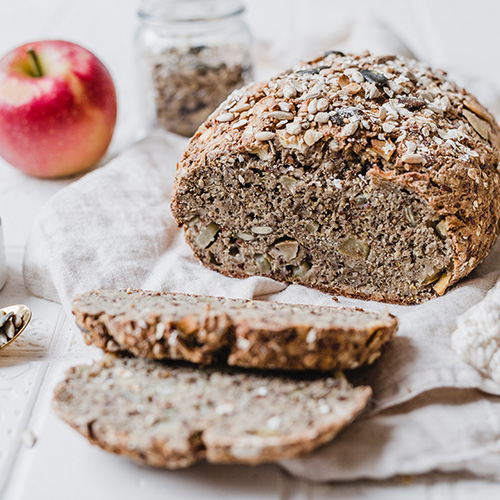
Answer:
[0, 40, 117, 178]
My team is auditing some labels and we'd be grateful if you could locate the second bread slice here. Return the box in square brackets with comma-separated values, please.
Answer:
[53, 356, 372, 468]
[73, 289, 397, 371]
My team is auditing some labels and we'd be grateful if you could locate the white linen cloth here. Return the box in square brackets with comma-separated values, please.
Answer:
[22, 19, 500, 481]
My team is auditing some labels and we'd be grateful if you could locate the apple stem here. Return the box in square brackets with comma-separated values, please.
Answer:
[27, 48, 44, 78]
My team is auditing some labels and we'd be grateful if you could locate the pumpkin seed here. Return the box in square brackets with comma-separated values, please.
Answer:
[255, 254, 271, 272]
[463, 109, 490, 140]
[338, 236, 370, 260]
[272, 240, 299, 261]
[360, 69, 388, 86]
[279, 175, 298, 189]
[422, 269, 442, 286]
[324, 50, 345, 57]
[305, 221, 320, 233]
[355, 194, 369, 205]
[196, 222, 219, 248]
[292, 261, 312, 277]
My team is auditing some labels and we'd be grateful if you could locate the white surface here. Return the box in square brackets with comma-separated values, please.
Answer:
[0, 219, 6, 290]
[1, 0, 500, 498]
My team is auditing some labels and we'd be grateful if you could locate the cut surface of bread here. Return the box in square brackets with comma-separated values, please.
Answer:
[73, 289, 398, 371]
[171, 52, 500, 304]
[52, 356, 372, 468]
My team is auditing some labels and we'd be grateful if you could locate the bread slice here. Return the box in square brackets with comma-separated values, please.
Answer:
[52, 356, 372, 468]
[73, 289, 398, 371]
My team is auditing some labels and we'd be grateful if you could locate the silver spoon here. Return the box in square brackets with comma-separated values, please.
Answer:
[0, 304, 32, 351]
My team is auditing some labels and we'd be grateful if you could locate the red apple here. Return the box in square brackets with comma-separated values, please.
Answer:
[0, 40, 117, 178]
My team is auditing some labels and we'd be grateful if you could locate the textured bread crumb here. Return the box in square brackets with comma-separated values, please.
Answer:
[52, 356, 372, 468]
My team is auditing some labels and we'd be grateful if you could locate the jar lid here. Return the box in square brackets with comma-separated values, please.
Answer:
[139, 0, 245, 23]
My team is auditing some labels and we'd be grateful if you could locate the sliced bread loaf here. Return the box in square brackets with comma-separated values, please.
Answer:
[73, 289, 398, 371]
[171, 52, 500, 304]
[52, 356, 372, 468]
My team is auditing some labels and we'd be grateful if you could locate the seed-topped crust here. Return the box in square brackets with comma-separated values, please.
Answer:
[171, 52, 500, 304]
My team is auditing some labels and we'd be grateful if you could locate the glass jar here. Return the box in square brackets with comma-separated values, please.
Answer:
[136, 0, 253, 137]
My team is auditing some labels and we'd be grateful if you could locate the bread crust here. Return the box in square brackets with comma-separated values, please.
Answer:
[171, 52, 500, 303]
[73, 289, 398, 371]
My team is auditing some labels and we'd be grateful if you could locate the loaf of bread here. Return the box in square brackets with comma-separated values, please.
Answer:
[73, 289, 397, 371]
[52, 356, 371, 468]
[171, 52, 500, 304]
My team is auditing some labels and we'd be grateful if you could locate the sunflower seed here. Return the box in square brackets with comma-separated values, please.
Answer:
[304, 129, 324, 146]
[283, 84, 296, 99]
[404, 206, 416, 227]
[232, 118, 248, 128]
[292, 261, 312, 277]
[307, 99, 318, 114]
[316, 97, 329, 112]
[4, 320, 16, 339]
[314, 112, 330, 123]
[235, 232, 255, 241]
[216, 112, 235, 122]
[279, 175, 298, 189]
[269, 111, 293, 121]
[0, 312, 14, 329]
[13, 314, 23, 328]
[343, 83, 362, 95]
[286, 122, 302, 135]
[433, 272, 451, 296]
[251, 226, 273, 235]
[279, 101, 291, 112]
[231, 101, 251, 113]
[254, 131, 275, 141]
[401, 153, 424, 164]
[305, 221, 320, 232]
[340, 121, 359, 137]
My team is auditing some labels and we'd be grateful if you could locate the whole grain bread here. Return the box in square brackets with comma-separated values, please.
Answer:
[73, 289, 398, 371]
[171, 51, 500, 304]
[52, 356, 371, 468]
